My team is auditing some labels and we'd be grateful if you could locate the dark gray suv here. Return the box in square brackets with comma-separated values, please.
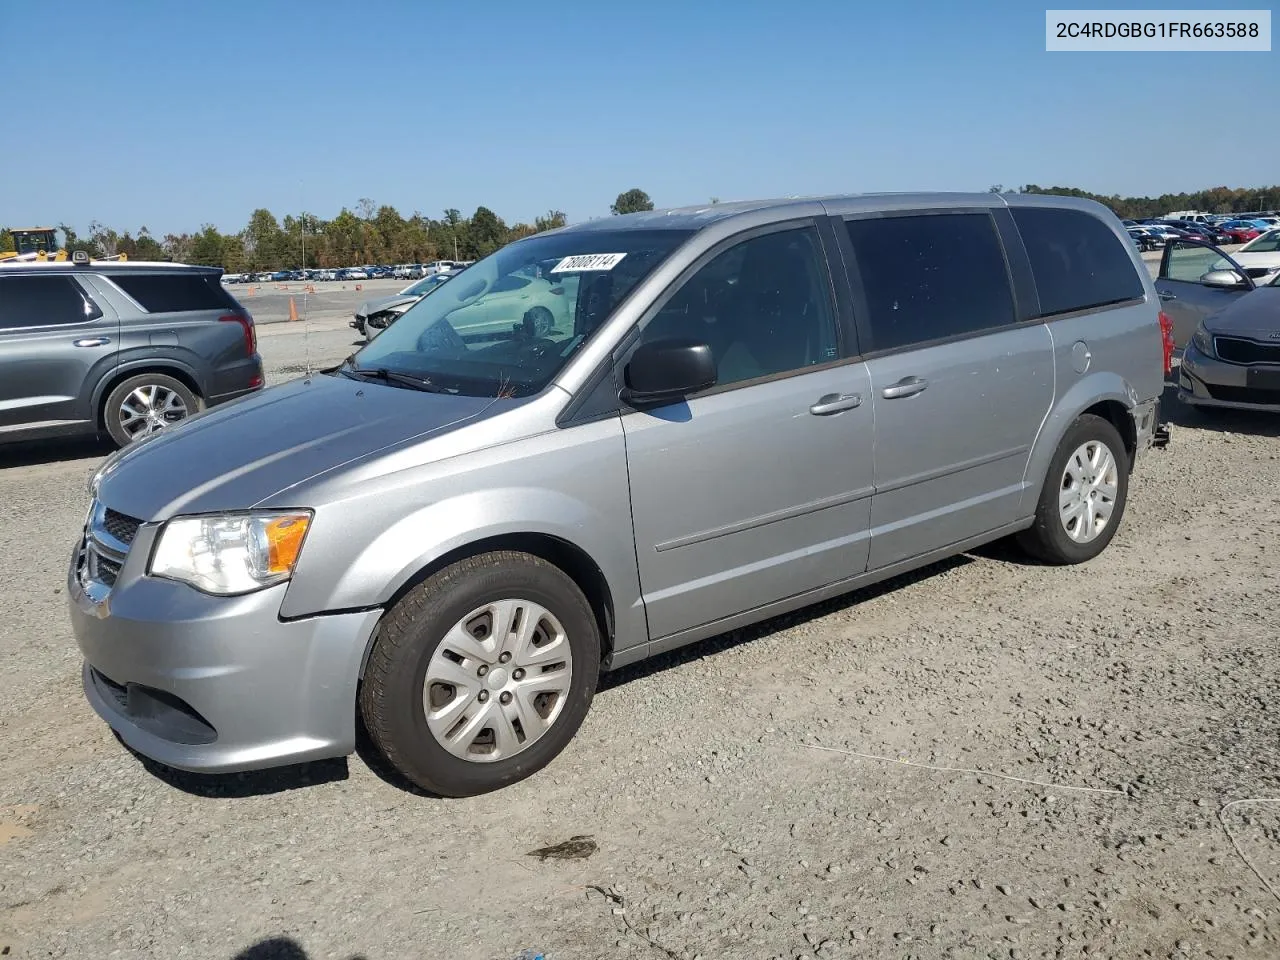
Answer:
[0, 262, 264, 447]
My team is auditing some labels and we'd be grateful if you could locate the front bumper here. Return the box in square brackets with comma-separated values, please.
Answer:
[1179, 341, 1280, 413]
[67, 521, 381, 774]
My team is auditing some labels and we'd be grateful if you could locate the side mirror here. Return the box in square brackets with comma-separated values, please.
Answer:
[621, 338, 717, 406]
[1201, 269, 1249, 289]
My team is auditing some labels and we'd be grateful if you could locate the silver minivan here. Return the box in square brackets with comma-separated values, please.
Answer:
[69, 194, 1170, 796]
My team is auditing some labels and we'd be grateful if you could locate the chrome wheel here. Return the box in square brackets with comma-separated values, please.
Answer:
[1058, 440, 1118, 543]
[117, 384, 190, 440]
[423, 599, 574, 763]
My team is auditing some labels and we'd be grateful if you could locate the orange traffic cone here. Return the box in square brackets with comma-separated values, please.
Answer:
[288, 297, 299, 322]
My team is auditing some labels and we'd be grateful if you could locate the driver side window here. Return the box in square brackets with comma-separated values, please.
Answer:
[638, 226, 839, 389]
[1163, 241, 1232, 283]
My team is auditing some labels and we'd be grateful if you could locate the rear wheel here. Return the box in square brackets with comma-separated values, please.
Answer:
[359, 551, 600, 797]
[103, 373, 200, 447]
[1017, 414, 1129, 564]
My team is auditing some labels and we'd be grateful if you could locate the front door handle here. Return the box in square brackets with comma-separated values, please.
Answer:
[73, 337, 111, 348]
[1159, 292, 1177, 301]
[882, 376, 928, 399]
[809, 392, 862, 415]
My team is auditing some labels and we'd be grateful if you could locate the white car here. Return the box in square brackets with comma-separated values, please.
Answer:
[1226, 228, 1280, 281]
[346, 269, 369, 281]
[440, 272, 574, 338]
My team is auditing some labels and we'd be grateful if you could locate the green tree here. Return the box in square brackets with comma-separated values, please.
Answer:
[243, 208, 285, 270]
[469, 206, 508, 258]
[534, 210, 567, 232]
[133, 227, 165, 261]
[324, 208, 364, 266]
[611, 188, 654, 215]
[0, 229, 13, 253]
[189, 224, 225, 266]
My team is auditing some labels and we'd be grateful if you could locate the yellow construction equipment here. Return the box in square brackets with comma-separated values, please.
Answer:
[0, 227, 127, 263]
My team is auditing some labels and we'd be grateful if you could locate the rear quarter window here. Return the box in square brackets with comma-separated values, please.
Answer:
[109, 272, 239, 313]
[1011, 208, 1145, 318]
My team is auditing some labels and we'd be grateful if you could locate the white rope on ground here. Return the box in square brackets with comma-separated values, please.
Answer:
[801, 741, 1129, 796]
[1219, 799, 1280, 907]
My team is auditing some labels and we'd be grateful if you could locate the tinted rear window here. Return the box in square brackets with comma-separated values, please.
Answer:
[109, 272, 238, 313]
[845, 213, 1016, 352]
[1012, 208, 1145, 318]
[0, 274, 103, 329]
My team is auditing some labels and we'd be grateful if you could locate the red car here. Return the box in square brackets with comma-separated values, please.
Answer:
[1222, 224, 1262, 243]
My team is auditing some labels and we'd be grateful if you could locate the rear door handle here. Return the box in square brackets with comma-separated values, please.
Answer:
[882, 376, 928, 399]
[1158, 292, 1177, 301]
[73, 337, 111, 348]
[809, 392, 862, 415]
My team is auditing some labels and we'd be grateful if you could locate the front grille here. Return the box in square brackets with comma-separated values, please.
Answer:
[1205, 384, 1280, 406]
[93, 553, 122, 586]
[102, 508, 141, 546]
[77, 500, 139, 599]
[1214, 337, 1280, 366]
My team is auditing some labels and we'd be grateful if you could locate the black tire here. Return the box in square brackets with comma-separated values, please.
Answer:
[1017, 414, 1130, 565]
[522, 305, 555, 338]
[359, 551, 600, 797]
[102, 373, 201, 448]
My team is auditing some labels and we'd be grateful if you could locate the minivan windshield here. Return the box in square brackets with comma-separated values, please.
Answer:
[346, 228, 692, 396]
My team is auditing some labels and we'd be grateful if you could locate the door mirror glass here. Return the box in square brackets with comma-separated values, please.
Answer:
[1201, 269, 1249, 289]
[622, 338, 717, 405]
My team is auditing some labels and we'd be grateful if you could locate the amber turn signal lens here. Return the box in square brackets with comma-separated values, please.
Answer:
[265, 514, 310, 575]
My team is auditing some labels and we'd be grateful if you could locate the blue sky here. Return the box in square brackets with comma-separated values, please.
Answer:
[1, 0, 1275, 236]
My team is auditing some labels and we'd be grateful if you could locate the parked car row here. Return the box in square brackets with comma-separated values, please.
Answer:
[1123, 213, 1280, 252]
[222, 260, 474, 285]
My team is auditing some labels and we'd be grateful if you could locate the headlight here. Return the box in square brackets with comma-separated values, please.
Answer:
[1190, 325, 1215, 358]
[150, 512, 312, 595]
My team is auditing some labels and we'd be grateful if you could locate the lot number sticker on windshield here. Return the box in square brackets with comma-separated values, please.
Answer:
[549, 253, 627, 273]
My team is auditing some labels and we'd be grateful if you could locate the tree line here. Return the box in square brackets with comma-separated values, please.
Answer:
[0, 189, 657, 271]
[16, 181, 1277, 269]
[998, 183, 1280, 219]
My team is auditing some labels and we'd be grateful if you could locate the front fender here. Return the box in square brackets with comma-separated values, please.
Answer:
[1021, 371, 1139, 515]
[279, 428, 648, 656]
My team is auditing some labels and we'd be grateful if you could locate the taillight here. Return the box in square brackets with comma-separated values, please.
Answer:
[1158, 311, 1175, 375]
[219, 314, 256, 356]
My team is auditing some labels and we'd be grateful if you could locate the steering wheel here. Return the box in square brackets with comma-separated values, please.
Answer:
[417, 319, 465, 353]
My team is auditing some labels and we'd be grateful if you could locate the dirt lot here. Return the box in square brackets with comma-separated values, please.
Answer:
[2, 317, 1279, 960]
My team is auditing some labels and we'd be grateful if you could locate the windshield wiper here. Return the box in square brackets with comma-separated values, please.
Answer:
[341, 365, 447, 393]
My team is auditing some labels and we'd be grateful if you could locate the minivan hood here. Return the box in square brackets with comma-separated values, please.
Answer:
[1204, 286, 1280, 337]
[357, 293, 419, 316]
[94, 374, 499, 521]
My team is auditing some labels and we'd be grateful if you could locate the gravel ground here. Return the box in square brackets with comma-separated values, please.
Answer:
[2, 318, 1279, 960]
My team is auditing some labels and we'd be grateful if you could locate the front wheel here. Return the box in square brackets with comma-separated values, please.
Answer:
[1017, 414, 1129, 564]
[359, 551, 600, 797]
